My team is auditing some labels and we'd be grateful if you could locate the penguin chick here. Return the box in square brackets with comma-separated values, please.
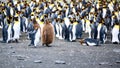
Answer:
[41, 19, 54, 47]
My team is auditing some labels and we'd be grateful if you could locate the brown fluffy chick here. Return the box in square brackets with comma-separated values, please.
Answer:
[41, 19, 54, 47]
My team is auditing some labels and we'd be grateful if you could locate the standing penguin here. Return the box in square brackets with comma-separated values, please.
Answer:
[28, 18, 40, 47]
[97, 20, 107, 44]
[6, 16, 12, 43]
[41, 19, 54, 47]
[2, 16, 12, 43]
[76, 20, 83, 39]
[69, 18, 78, 42]
[12, 15, 20, 43]
[111, 22, 120, 44]
[85, 19, 92, 38]
[33, 18, 41, 47]
[102, 5, 107, 19]
[64, 17, 70, 41]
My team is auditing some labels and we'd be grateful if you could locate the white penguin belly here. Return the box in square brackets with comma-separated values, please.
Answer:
[112, 28, 119, 43]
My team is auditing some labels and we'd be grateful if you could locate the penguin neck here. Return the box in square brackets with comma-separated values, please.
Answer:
[99, 23, 103, 25]
[114, 25, 119, 29]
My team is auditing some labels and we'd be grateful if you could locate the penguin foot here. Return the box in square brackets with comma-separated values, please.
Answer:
[1, 41, 6, 43]
[15, 39, 19, 43]
[46, 44, 52, 47]
[33, 46, 37, 48]
[113, 42, 119, 44]
[28, 44, 33, 46]
[12, 40, 16, 43]
[71, 40, 76, 42]
[8, 40, 12, 43]
[42, 43, 45, 46]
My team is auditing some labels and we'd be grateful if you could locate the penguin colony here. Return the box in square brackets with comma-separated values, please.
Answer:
[0, 0, 119, 47]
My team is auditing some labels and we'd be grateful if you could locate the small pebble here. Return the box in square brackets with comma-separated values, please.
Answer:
[16, 55, 29, 60]
[34, 60, 42, 63]
[10, 46, 13, 49]
[55, 60, 66, 64]
[12, 51, 15, 53]
[99, 62, 109, 65]
[17, 57, 25, 60]
[116, 61, 120, 63]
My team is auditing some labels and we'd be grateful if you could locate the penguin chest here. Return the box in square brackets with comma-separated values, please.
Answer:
[112, 26, 119, 42]
[10, 8, 14, 16]
[102, 9, 107, 18]
[13, 21, 20, 29]
[85, 20, 91, 33]
[97, 24, 102, 38]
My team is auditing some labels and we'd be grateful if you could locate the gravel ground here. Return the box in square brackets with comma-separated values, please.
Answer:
[0, 35, 120, 68]
[0, 0, 120, 68]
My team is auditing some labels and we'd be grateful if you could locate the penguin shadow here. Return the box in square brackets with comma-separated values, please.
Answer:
[0, 40, 19, 43]
[28, 43, 56, 48]
[0, 40, 6, 43]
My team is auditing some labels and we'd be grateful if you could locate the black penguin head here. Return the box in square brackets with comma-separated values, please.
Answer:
[14, 17, 18, 21]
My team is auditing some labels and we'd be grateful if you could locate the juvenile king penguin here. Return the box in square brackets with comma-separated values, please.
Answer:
[41, 19, 54, 47]
[112, 22, 120, 44]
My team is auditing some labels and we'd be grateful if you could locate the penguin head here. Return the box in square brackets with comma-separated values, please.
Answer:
[14, 17, 18, 21]
[45, 19, 50, 24]
[60, 19, 64, 23]
[41, 19, 44, 22]
[14, 14, 18, 18]
[45, 14, 49, 19]
[103, 4, 107, 8]
[7, 16, 12, 24]
[7, 16, 10, 20]
[73, 18, 76, 21]
[31, 12, 34, 16]
[90, 20, 93, 24]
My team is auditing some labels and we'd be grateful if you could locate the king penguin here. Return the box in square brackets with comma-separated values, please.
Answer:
[112, 22, 120, 44]
[41, 19, 54, 47]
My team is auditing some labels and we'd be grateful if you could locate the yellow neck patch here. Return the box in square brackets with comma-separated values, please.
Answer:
[114, 25, 119, 29]
[98, 23, 102, 27]
[14, 21, 19, 25]
[36, 18, 39, 22]
[39, 21, 44, 25]
[115, 12, 118, 16]
[73, 22, 78, 25]
[86, 20, 90, 25]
